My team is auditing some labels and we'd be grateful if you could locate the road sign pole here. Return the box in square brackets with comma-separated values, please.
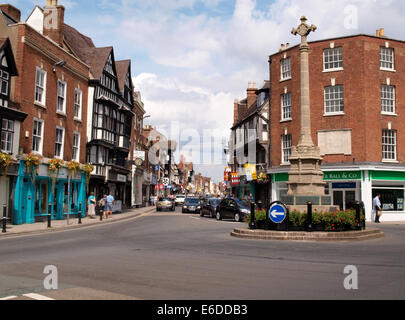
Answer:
[250, 202, 256, 230]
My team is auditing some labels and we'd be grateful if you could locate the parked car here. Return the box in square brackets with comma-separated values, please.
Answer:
[182, 197, 201, 214]
[175, 195, 186, 206]
[216, 198, 250, 222]
[156, 197, 175, 212]
[200, 198, 221, 218]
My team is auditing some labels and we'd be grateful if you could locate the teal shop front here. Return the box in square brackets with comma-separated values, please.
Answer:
[13, 161, 86, 225]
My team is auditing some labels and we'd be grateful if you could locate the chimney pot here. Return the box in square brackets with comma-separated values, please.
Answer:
[380, 28, 385, 37]
[281, 44, 285, 51]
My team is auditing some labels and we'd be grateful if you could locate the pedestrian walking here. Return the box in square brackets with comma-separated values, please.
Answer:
[106, 194, 115, 218]
[150, 194, 155, 206]
[99, 195, 107, 219]
[373, 193, 382, 223]
[88, 192, 96, 219]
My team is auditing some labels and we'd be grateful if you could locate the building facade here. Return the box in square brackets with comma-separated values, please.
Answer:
[0, 2, 90, 225]
[269, 32, 405, 221]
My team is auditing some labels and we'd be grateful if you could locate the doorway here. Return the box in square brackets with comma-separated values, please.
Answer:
[333, 190, 356, 210]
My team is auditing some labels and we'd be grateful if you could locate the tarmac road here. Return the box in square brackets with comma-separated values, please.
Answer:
[0, 206, 404, 300]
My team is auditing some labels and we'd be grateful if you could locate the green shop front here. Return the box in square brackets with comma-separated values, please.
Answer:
[271, 165, 405, 222]
[13, 161, 86, 225]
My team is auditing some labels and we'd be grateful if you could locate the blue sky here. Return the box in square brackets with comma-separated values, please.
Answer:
[11, 0, 405, 182]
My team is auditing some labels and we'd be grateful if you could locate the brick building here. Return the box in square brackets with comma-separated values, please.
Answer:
[0, 2, 89, 224]
[268, 31, 405, 221]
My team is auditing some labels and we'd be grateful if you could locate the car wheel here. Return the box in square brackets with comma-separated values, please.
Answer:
[216, 211, 222, 221]
[234, 213, 241, 222]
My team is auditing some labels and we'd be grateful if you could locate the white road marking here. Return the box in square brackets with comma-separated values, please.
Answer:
[22, 293, 55, 300]
[0, 296, 18, 300]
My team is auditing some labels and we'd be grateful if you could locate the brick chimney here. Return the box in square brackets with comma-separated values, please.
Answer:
[0, 4, 21, 22]
[43, 0, 65, 47]
[247, 81, 258, 108]
[233, 99, 239, 126]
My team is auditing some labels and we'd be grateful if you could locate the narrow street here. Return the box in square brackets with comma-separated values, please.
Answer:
[1, 207, 404, 300]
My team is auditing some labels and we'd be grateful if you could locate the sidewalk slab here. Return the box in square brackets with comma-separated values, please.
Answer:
[0, 207, 155, 239]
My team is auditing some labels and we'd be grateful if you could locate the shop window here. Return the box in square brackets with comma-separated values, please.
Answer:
[373, 188, 404, 211]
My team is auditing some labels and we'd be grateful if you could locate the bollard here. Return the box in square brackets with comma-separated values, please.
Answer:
[249, 202, 256, 230]
[48, 203, 52, 228]
[99, 205, 103, 221]
[78, 202, 82, 224]
[360, 201, 366, 230]
[307, 202, 313, 232]
[355, 201, 361, 230]
[2, 206, 6, 233]
[264, 205, 270, 230]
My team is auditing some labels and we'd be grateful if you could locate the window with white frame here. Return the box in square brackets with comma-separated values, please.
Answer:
[381, 85, 395, 114]
[57, 80, 67, 113]
[382, 129, 396, 161]
[0, 69, 9, 95]
[35, 67, 46, 105]
[72, 131, 80, 162]
[323, 47, 343, 70]
[324, 85, 344, 114]
[280, 58, 291, 80]
[281, 93, 292, 120]
[74, 89, 82, 119]
[282, 134, 292, 164]
[380, 47, 394, 70]
[1, 119, 13, 153]
[54, 126, 65, 159]
[32, 118, 44, 154]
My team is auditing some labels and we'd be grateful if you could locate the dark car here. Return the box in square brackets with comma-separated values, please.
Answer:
[216, 198, 250, 222]
[182, 197, 201, 214]
[156, 197, 175, 212]
[200, 198, 221, 218]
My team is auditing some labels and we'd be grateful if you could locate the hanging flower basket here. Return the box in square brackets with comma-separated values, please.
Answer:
[48, 159, 64, 196]
[82, 163, 94, 193]
[67, 160, 81, 178]
[24, 153, 42, 183]
[257, 172, 269, 184]
[0, 152, 13, 176]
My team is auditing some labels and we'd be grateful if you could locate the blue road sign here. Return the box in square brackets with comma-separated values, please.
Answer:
[269, 204, 287, 224]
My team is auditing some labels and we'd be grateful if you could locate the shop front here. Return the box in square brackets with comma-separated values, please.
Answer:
[13, 162, 86, 225]
[271, 166, 405, 222]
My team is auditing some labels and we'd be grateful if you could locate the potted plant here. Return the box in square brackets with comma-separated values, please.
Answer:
[67, 160, 80, 178]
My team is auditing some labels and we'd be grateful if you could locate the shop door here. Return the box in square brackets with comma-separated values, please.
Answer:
[333, 191, 344, 210]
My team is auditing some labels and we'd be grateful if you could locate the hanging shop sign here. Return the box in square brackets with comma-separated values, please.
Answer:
[245, 164, 257, 181]
[230, 172, 240, 186]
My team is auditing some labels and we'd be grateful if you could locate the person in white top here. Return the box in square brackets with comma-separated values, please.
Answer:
[373, 194, 382, 223]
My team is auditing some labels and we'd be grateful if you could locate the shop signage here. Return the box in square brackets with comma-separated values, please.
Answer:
[245, 164, 257, 181]
[117, 174, 127, 183]
[323, 171, 361, 181]
[230, 172, 240, 186]
[332, 182, 357, 189]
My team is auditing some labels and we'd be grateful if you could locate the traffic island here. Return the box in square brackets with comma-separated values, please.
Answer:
[231, 228, 385, 242]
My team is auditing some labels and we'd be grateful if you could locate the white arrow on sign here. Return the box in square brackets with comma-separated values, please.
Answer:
[270, 208, 285, 219]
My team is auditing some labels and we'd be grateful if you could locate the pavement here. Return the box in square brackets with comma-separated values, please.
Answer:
[0, 206, 155, 238]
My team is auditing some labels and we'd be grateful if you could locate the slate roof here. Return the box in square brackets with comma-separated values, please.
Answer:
[115, 59, 131, 92]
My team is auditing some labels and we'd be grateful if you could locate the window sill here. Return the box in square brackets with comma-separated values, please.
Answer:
[280, 162, 291, 166]
[280, 118, 292, 123]
[56, 111, 67, 117]
[323, 112, 345, 117]
[74, 117, 82, 123]
[381, 112, 397, 117]
[380, 67, 396, 73]
[280, 77, 292, 83]
[323, 68, 344, 73]
[382, 160, 399, 163]
[34, 101, 46, 109]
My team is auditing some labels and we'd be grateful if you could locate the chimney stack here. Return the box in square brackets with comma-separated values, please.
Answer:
[233, 99, 239, 125]
[43, 0, 65, 47]
[247, 82, 258, 108]
[280, 44, 285, 51]
[0, 4, 21, 22]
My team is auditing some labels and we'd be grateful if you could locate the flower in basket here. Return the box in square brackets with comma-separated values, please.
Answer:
[0, 152, 14, 176]
[24, 152, 42, 167]
[48, 158, 64, 172]
[67, 160, 80, 176]
[82, 163, 94, 174]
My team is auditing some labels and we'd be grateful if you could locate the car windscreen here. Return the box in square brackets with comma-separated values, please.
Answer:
[184, 198, 200, 205]
[159, 198, 171, 202]
[210, 199, 221, 206]
[176, 196, 185, 199]
[235, 199, 249, 209]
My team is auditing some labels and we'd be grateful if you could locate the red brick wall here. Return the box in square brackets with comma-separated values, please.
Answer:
[12, 24, 89, 164]
[269, 35, 405, 167]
